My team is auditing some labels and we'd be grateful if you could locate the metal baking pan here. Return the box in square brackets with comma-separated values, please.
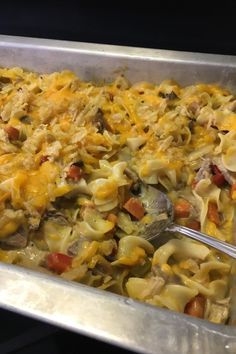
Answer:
[0, 35, 236, 354]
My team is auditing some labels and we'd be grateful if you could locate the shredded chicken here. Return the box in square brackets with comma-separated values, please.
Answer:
[195, 158, 211, 182]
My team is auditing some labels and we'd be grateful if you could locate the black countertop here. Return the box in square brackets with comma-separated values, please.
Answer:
[0, 308, 135, 354]
[0, 2, 235, 353]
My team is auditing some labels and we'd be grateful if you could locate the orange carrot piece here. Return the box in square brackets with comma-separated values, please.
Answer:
[184, 294, 206, 318]
[207, 202, 220, 225]
[186, 220, 201, 231]
[5, 126, 19, 140]
[47, 253, 72, 274]
[67, 165, 83, 181]
[174, 199, 191, 218]
[123, 197, 145, 220]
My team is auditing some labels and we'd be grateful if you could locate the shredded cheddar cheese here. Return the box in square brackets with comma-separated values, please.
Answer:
[0, 67, 234, 324]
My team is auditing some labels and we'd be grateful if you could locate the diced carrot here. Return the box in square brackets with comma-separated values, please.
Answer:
[184, 294, 206, 318]
[186, 220, 201, 231]
[211, 165, 221, 175]
[123, 197, 145, 220]
[107, 213, 118, 225]
[4, 126, 19, 140]
[174, 199, 191, 218]
[47, 253, 72, 274]
[67, 164, 83, 181]
[211, 165, 226, 187]
[212, 173, 226, 187]
[230, 184, 236, 200]
[207, 202, 220, 225]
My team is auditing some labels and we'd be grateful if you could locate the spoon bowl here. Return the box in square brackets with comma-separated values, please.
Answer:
[137, 183, 236, 259]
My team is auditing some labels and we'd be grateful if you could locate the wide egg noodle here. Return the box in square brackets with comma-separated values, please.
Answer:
[152, 239, 210, 265]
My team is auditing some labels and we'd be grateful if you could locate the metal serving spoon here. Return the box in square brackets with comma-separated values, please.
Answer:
[137, 183, 236, 259]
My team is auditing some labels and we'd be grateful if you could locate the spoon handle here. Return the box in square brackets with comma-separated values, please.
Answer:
[167, 223, 236, 259]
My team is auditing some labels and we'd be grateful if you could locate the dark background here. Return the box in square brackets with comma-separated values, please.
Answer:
[0, 2, 235, 353]
[0, 1, 236, 55]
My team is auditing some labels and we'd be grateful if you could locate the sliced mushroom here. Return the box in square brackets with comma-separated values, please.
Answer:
[44, 210, 69, 225]
[124, 168, 142, 195]
[158, 91, 178, 100]
[0, 76, 12, 90]
[130, 181, 142, 196]
[188, 101, 200, 116]
[72, 160, 84, 168]
[0, 227, 28, 250]
[67, 240, 80, 256]
[92, 108, 111, 134]
[0, 76, 11, 84]
[20, 115, 32, 124]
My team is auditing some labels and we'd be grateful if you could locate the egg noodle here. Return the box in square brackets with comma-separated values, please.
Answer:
[0, 67, 235, 323]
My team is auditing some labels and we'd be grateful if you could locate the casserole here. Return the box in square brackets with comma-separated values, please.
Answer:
[0, 35, 236, 354]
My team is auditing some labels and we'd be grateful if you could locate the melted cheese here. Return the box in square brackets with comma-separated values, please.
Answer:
[12, 161, 59, 211]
